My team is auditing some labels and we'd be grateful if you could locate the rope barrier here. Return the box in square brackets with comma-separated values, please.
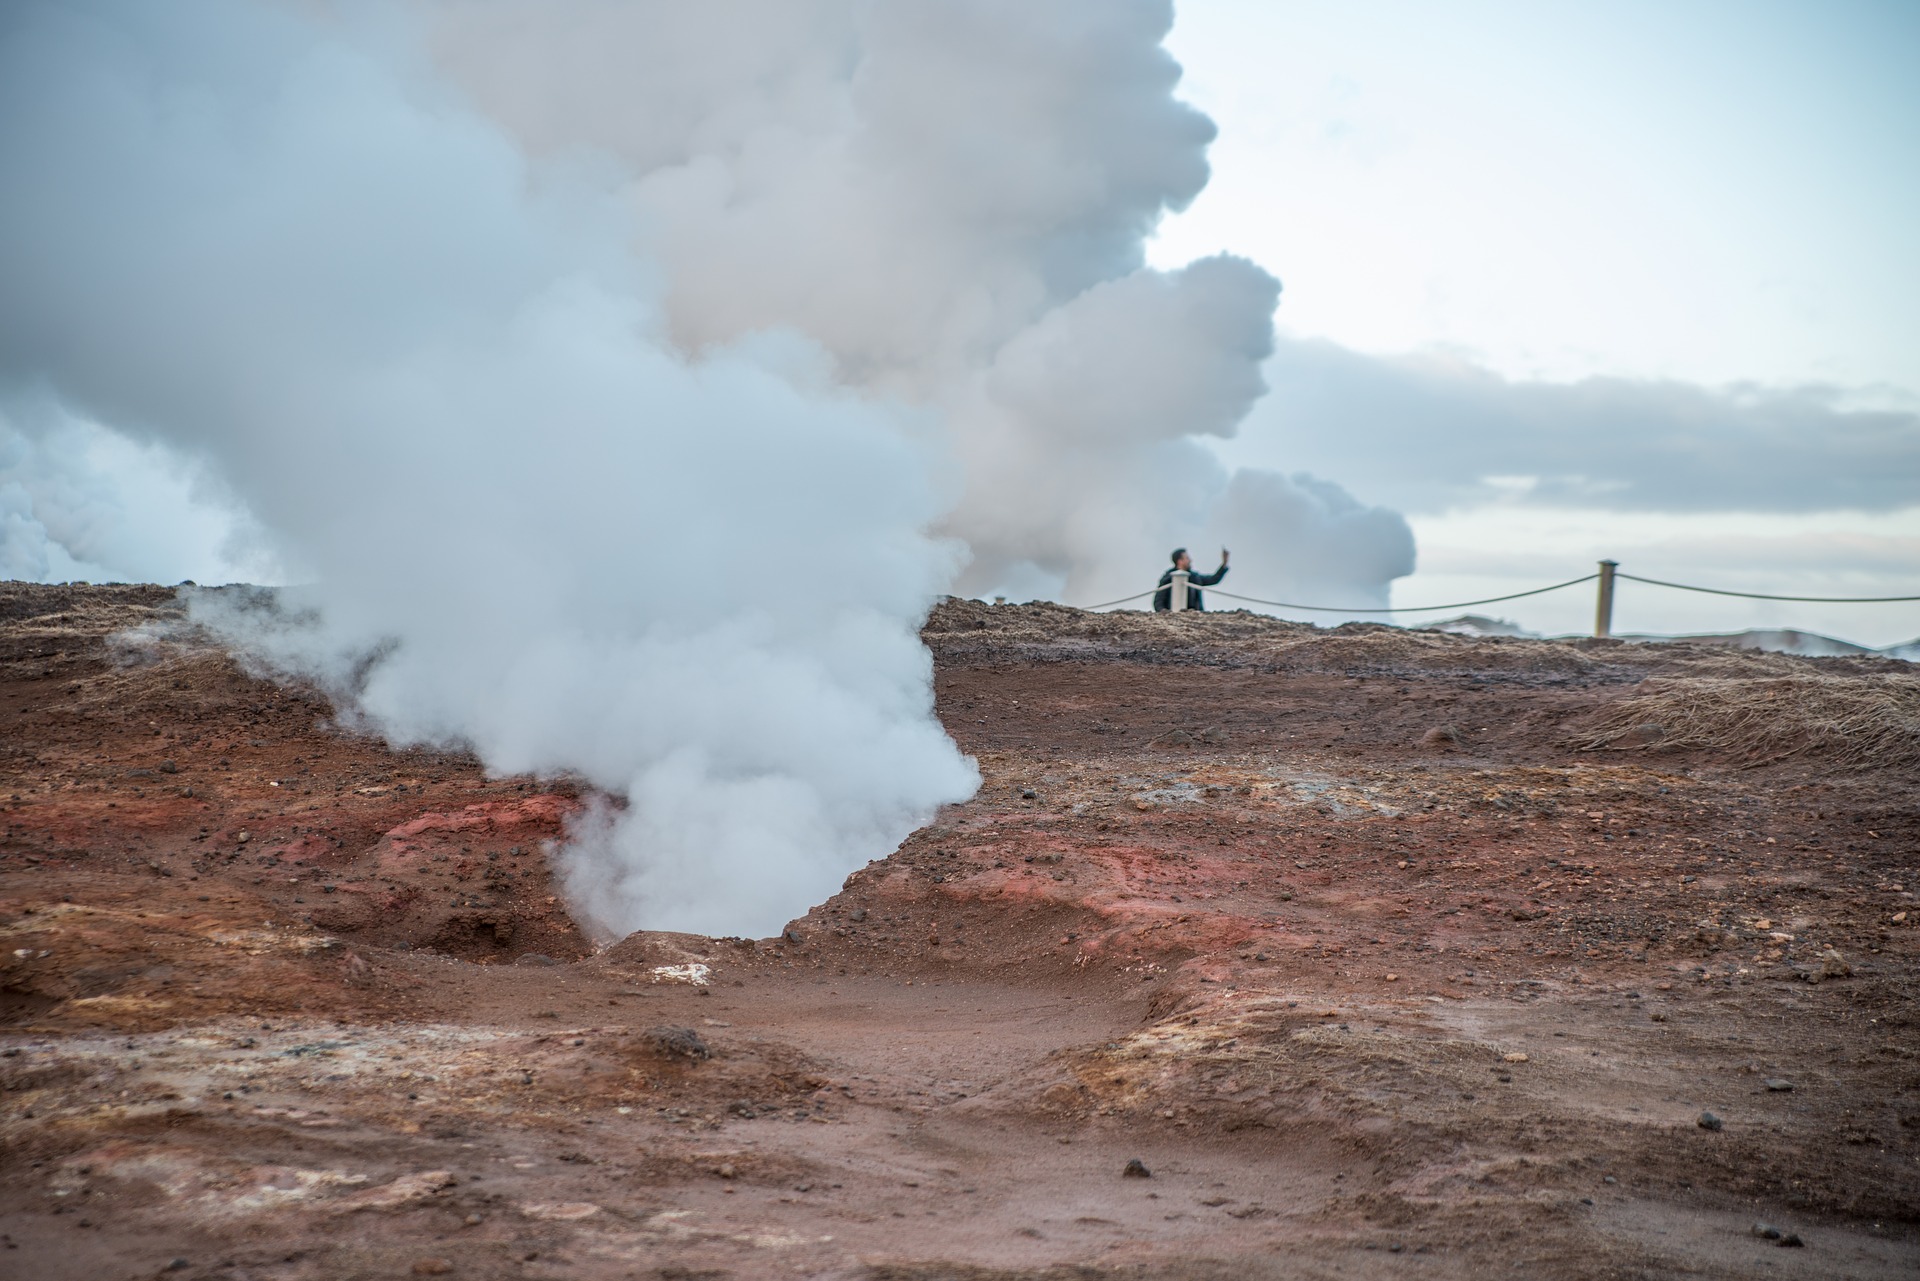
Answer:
[1615, 573, 1920, 604]
[1060, 568, 1918, 617]
[1076, 588, 1158, 610]
[1121, 576, 1605, 614]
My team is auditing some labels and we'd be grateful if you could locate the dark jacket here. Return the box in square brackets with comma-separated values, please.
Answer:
[1154, 563, 1227, 611]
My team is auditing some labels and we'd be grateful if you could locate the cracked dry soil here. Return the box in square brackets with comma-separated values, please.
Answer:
[1, 584, 1917, 1280]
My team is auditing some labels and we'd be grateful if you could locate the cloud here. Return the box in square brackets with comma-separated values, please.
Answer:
[1240, 336, 1920, 514]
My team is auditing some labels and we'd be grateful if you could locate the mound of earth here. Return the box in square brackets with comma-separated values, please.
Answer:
[1, 584, 1915, 1280]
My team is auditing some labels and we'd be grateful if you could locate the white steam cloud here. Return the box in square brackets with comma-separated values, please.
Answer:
[0, 1, 1411, 938]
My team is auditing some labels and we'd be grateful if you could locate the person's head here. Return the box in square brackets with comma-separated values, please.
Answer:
[1170, 548, 1191, 571]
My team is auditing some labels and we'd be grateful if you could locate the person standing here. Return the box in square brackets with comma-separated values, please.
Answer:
[1153, 547, 1229, 611]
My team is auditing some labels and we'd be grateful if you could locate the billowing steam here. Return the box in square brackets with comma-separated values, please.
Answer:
[0, 0, 1411, 937]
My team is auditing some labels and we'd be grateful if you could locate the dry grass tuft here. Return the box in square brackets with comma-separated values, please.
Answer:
[1575, 669, 1920, 770]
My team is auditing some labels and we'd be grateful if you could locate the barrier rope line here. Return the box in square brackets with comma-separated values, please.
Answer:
[1160, 574, 1600, 615]
[1078, 588, 1159, 610]
[1615, 573, 1920, 604]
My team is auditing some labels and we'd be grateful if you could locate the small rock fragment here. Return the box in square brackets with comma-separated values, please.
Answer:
[411, 1260, 453, 1276]
[1502, 1052, 1528, 1063]
[1697, 1111, 1723, 1131]
[1779, 1233, 1804, 1248]
[1752, 1222, 1781, 1240]
[1764, 1078, 1793, 1092]
[1122, 1159, 1152, 1179]
[642, 1025, 711, 1060]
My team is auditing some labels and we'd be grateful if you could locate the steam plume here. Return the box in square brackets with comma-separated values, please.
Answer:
[0, 0, 1410, 937]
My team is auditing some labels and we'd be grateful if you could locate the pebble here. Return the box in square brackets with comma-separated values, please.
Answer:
[163, 1262, 191, 1274]
[1752, 1222, 1782, 1240]
[1697, 1111, 1723, 1131]
[411, 1261, 453, 1276]
[1122, 1159, 1152, 1179]
[1764, 1079, 1793, 1092]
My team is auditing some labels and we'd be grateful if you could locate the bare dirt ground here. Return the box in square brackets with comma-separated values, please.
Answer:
[2, 583, 1916, 1281]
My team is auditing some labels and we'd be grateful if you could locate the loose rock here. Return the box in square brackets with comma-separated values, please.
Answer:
[1122, 1158, 1152, 1179]
[1697, 1111, 1723, 1131]
[643, 1025, 711, 1060]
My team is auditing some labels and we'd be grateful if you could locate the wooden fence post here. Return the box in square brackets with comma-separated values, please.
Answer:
[1594, 560, 1618, 637]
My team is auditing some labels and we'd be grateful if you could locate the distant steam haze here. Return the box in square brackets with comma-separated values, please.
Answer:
[0, 1, 1410, 937]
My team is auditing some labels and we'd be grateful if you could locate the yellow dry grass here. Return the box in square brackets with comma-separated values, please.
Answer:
[1576, 669, 1920, 771]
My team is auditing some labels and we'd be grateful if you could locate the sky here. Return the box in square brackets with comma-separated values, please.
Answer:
[1155, 0, 1920, 645]
[2, 0, 1916, 646]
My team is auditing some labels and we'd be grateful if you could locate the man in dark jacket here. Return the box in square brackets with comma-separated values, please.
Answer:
[1154, 547, 1229, 611]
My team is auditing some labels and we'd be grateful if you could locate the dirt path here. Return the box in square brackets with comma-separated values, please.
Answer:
[2, 586, 1916, 1279]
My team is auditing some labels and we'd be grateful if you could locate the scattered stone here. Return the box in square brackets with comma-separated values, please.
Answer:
[642, 1025, 711, 1060]
[1122, 1159, 1152, 1179]
[716, 1164, 737, 1179]
[1780, 1233, 1804, 1248]
[1502, 1052, 1528, 1063]
[163, 1261, 191, 1273]
[1697, 1111, 1723, 1131]
[517, 1202, 602, 1221]
[159, 760, 178, 774]
[411, 1260, 453, 1276]
[1422, 724, 1463, 750]
[649, 962, 712, 986]
[1764, 1078, 1794, 1092]
[236, 830, 251, 843]
[1752, 1222, 1782, 1240]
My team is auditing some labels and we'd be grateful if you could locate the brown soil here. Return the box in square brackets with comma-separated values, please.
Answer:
[2, 584, 1916, 1280]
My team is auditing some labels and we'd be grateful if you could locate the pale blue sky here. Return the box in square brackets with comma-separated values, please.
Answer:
[1156, 0, 1920, 644]
[1157, 0, 1920, 388]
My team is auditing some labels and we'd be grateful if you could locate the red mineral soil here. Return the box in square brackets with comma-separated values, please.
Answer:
[2, 583, 1917, 1281]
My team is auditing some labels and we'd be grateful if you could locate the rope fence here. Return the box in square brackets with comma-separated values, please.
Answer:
[1053, 560, 1920, 639]
[1614, 573, 1920, 604]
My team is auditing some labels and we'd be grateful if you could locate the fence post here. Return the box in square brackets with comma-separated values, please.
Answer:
[1594, 560, 1618, 637]
[1170, 569, 1190, 612]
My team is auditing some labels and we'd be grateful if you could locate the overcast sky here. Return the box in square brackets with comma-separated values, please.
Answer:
[2, 1, 1915, 646]
[1156, 0, 1920, 645]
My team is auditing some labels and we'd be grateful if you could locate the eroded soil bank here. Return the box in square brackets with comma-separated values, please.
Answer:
[2, 584, 1916, 1280]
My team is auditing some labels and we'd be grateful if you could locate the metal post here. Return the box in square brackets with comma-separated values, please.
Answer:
[1170, 569, 1190, 612]
[1594, 560, 1618, 638]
